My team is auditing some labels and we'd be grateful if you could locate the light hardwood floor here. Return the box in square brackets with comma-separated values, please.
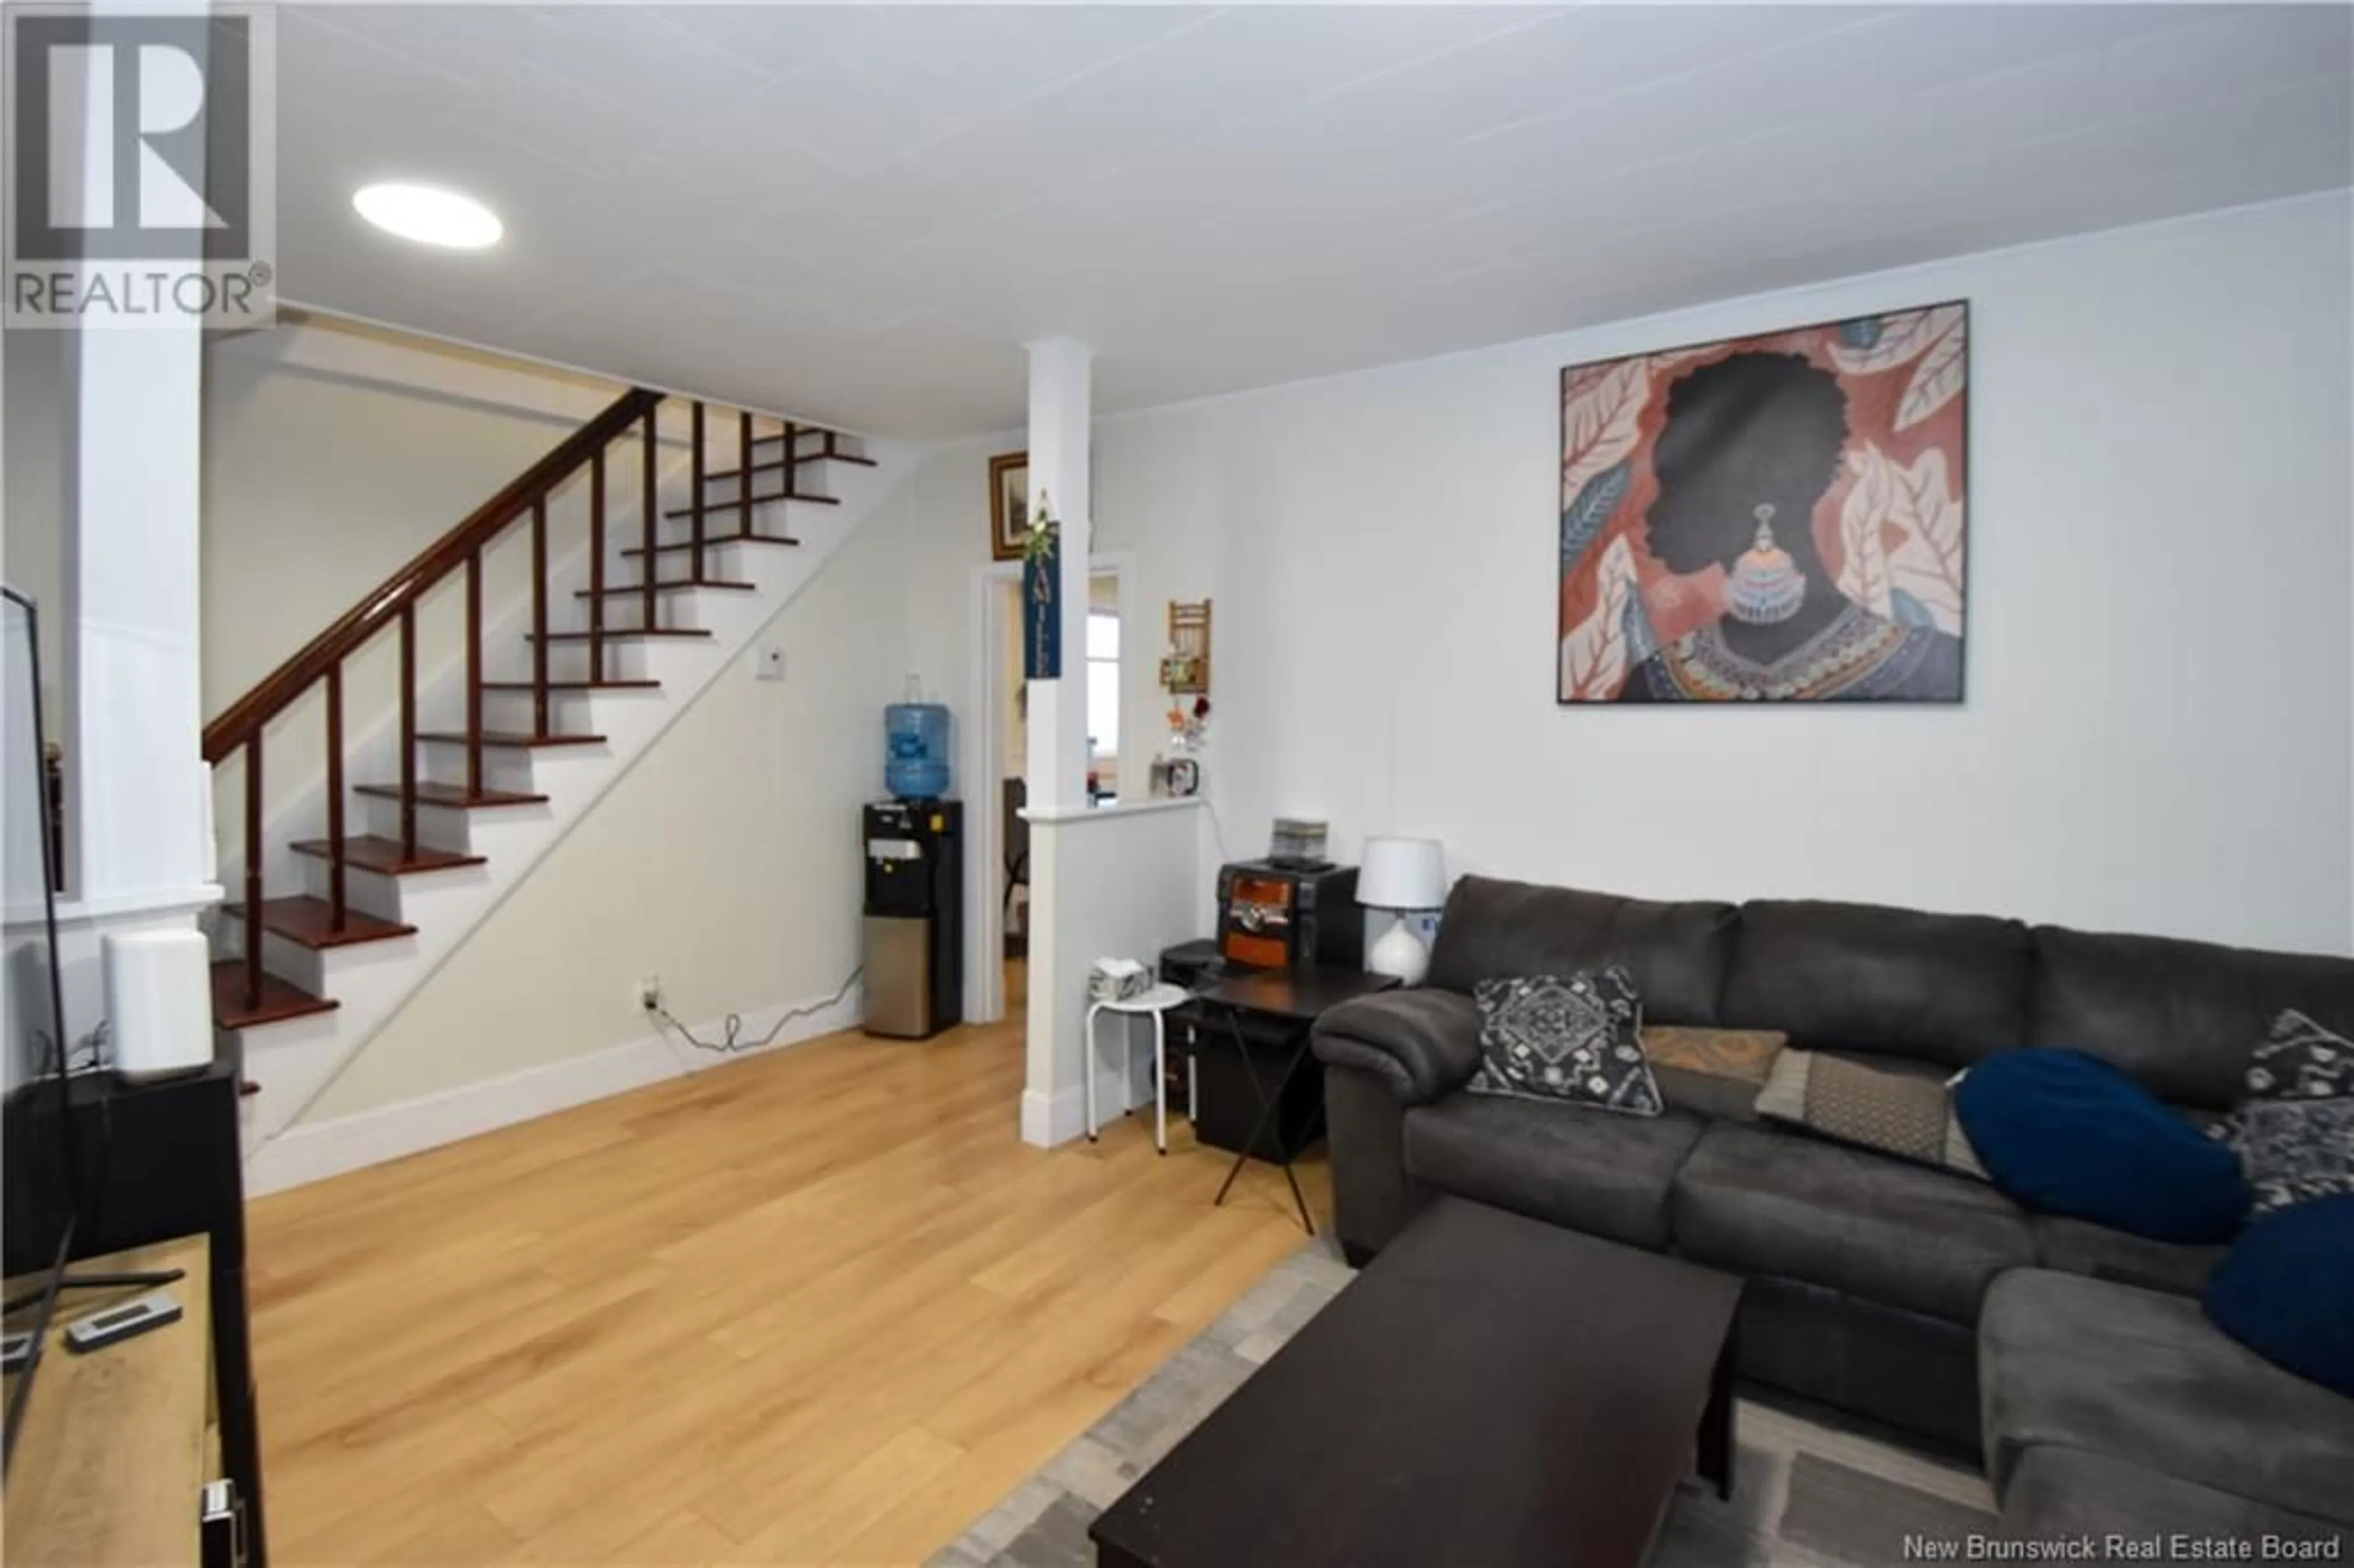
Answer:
[249, 1011, 1329, 1566]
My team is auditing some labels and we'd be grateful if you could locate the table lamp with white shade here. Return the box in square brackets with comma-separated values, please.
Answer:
[1358, 837, 1448, 985]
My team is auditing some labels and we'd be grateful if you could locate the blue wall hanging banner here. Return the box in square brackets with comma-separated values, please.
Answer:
[1024, 538, 1061, 680]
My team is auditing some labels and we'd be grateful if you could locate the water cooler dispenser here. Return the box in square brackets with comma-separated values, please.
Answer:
[863, 801, 962, 1039]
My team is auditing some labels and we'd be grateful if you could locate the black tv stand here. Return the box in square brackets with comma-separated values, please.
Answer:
[2, 1045, 269, 1564]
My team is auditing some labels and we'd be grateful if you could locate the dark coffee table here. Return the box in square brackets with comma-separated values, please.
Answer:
[1089, 1195, 1744, 1568]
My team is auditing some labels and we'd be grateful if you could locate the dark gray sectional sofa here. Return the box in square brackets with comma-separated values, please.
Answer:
[1311, 875, 2354, 1549]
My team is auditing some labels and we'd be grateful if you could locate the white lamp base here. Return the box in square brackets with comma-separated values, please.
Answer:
[1368, 919, 1430, 986]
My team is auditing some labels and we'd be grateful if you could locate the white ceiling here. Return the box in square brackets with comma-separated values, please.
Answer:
[276, 4, 2354, 437]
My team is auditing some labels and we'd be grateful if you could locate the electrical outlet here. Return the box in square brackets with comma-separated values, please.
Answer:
[637, 975, 661, 1011]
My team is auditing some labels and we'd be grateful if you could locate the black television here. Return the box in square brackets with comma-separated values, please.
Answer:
[2, 582, 81, 1466]
[0, 585, 188, 1475]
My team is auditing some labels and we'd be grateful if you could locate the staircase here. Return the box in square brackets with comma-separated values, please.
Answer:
[204, 387, 896, 1154]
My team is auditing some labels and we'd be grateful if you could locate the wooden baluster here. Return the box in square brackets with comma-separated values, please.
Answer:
[326, 662, 346, 931]
[782, 421, 799, 500]
[589, 450, 607, 682]
[641, 406, 658, 613]
[531, 497, 549, 734]
[199, 386, 660, 772]
[690, 400, 707, 582]
[399, 604, 418, 851]
[739, 410, 754, 539]
[465, 550, 484, 796]
[243, 736, 264, 1010]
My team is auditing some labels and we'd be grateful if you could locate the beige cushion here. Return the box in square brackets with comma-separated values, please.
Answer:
[1756, 1048, 1986, 1178]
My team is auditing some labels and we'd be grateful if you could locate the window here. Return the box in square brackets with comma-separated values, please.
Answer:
[1086, 612, 1119, 759]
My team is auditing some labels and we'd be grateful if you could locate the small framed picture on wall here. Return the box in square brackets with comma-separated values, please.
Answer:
[990, 451, 1029, 560]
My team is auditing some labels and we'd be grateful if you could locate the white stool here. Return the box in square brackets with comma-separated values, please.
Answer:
[1084, 982, 1191, 1154]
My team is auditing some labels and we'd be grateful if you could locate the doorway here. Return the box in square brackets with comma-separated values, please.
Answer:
[967, 556, 1129, 1027]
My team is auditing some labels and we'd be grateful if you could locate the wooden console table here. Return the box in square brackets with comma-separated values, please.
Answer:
[4, 1043, 269, 1562]
[4, 1234, 216, 1566]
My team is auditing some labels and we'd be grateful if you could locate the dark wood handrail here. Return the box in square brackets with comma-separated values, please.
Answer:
[201, 385, 664, 763]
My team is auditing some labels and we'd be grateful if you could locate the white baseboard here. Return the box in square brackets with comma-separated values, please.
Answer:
[1020, 1084, 1086, 1149]
[1018, 1053, 1156, 1151]
[243, 985, 862, 1196]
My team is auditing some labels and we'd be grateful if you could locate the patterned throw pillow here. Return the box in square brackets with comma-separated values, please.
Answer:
[2244, 1099, 2354, 1216]
[2248, 1010, 2354, 1102]
[1756, 1049, 1987, 1179]
[1468, 968, 1661, 1116]
[2203, 1007, 2354, 1191]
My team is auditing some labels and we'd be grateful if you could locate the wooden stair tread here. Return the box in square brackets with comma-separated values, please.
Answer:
[417, 729, 608, 748]
[622, 533, 801, 560]
[223, 896, 416, 950]
[527, 627, 711, 642]
[664, 492, 837, 520]
[210, 960, 338, 1030]
[701, 452, 877, 484]
[747, 432, 876, 466]
[480, 678, 661, 692]
[355, 781, 548, 808]
[700, 459, 793, 482]
[575, 579, 754, 598]
[290, 836, 486, 875]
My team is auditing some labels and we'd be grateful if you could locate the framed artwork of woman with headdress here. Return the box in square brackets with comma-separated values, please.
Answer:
[1558, 302, 1968, 704]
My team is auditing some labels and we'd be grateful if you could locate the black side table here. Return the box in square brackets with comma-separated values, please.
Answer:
[1191, 967, 1400, 1233]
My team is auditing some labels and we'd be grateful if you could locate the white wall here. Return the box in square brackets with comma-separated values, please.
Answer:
[180, 316, 1016, 1126]
[200, 326, 688, 908]
[304, 438, 996, 1119]
[196, 191, 2354, 1151]
[201, 328, 619, 717]
[1093, 193, 2354, 956]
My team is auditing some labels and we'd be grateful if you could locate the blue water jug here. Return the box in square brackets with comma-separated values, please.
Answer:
[885, 702, 952, 800]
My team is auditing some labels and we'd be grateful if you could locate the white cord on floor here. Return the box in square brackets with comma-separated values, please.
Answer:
[646, 966, 863, 1057]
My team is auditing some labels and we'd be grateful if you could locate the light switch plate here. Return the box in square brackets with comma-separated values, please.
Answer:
[754, 645, 785, 681]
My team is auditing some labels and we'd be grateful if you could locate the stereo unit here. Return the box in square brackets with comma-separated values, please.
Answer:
[1214, 859, 1362, 971]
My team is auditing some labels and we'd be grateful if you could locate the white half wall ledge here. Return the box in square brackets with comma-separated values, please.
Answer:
[243, 981, 863, 1195]
[3, 883, 224, 932]
[1023, 803, 1202, 1148]
[1020, 797, 1206, 824]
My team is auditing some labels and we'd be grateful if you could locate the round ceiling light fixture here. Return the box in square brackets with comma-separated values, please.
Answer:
[351, 183, 503, 249]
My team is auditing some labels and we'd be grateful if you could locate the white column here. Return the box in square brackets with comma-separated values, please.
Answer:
[3, 19, 221, 1083]
[1021, 337, 1093, 1146]
[1022, 337, 1092, 812]
[52, 0, 216, 911]
[69, 322, 215, 910]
